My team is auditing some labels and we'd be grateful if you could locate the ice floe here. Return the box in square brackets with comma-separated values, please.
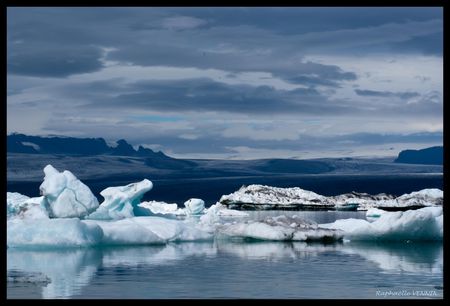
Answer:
[220, 184, 442, 211]
[217, 215, 343, 242]
[320, 207, 442, 241]
[7, 218, 103, 248]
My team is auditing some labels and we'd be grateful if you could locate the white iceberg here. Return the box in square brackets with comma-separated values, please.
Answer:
[395, 188, 443, 207]
[7, 192, 48, 220]
[7, 218, 103, 248]
[220, 185, 333, 210]
[138, 200, 186, 216]
[84, 217, 213, 245]
[184, 198, 205, 215]
[199, 203, 249, 230]
[39, 165, 99, 218]
[320, 207, 443, 241]
[220, 184, 443, 211]
[7, 192, 30, 217]
[365, 208, 386, 218]
[218, 215, 343, 242]
[87, 179, 153, 220]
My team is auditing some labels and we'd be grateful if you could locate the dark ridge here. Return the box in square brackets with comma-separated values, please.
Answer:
[6, 133, 173, 160]
[395, 146, 443, 165]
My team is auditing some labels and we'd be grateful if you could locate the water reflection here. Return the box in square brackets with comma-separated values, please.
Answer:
[340, 242, 443, 274]
[7, 241, 443, 299]
[7, 248, 101, 299]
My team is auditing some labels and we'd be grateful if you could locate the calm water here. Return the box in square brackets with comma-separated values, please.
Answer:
[7, 212, 443, 299]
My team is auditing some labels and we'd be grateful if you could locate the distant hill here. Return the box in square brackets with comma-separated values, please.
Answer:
[7, 133, 170, 159]
[395, 146, 443, 165]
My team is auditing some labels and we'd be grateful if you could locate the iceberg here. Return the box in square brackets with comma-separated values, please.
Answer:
[320, 207, 443, 241]
[220, 184, 443, 211]
[87, 179, 153, 220]
[7, 192, 30, 217]
[220, 185, 334, 210]
[184, 198, 205, 215]
[7, 192, 48, 220]
[7, 218, 103, 248]
[84, 217, 213, 245]
[39, 165, 99, 218]
[365, 208, 386, 218]
[138, 200, 186, 216]
[218, 215, 343, 242]
[199, 203, 249, 230]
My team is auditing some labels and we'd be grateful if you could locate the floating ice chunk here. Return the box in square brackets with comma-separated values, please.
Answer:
[7, 192, 49, 220]
[365, 208, 386, 218]
[88, 179, 153, 220]
[7, 218, 103, 248]
[39, 165, 99, 218]
[220, 184, 443, 210]
[217, 208, 249, 217]
[220, 185, 332, 210]
[7, 192, 30, 217]
[85, 216, 213, 244]
[21, 197, 49, 220]
[84, 218, 164, 245]
[218, 215, 343, 242]
[138, 200, 186, 216]
[199, 203, 248, 230]
[184, 198, 205, 215]
[321, 207, 443, 241]
[396, 188, 443, 207]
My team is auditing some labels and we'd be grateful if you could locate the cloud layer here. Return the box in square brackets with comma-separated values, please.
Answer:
[7, 7, 443, 158]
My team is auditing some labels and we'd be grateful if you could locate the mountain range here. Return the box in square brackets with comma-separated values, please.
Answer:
[7, 133, 166, 157]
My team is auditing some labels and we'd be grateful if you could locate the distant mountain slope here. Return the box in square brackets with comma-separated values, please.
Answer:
[7, 133, 170, 158]
[395, 146, 443, 165]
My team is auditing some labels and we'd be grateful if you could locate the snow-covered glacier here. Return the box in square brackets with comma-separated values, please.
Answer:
[220, 184, 442, 211]
[6, 165, 443, 248]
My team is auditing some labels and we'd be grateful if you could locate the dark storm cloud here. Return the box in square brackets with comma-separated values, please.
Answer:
[81, 78, 350, 115]
[7, 7, 442, 78]
[8, 45, 104, 77]
[164, 7, 442, 35]
[355, 89, 420, 100]
[273, 62, 357, 87]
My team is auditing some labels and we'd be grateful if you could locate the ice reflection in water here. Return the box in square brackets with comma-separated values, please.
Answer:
[7, 241, 443, 299]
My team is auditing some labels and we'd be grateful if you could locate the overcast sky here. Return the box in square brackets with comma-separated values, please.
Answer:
[7, 7, 443, 159]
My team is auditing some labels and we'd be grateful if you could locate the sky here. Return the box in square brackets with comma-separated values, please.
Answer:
[7, 7, 443, 159]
